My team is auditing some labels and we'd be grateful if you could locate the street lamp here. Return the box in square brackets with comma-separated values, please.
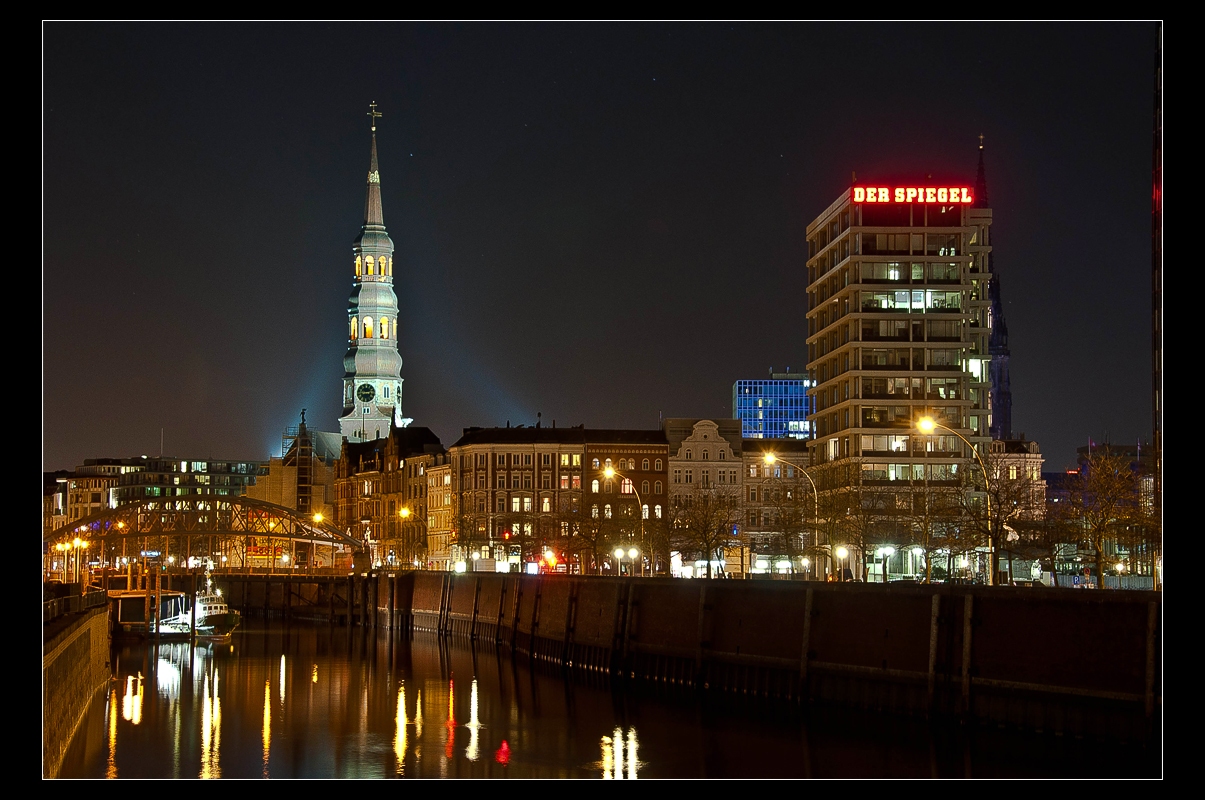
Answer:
[835, 546, 849, 582]
[762, 453, 822, 576]
[876, 545, 895, 583]
[398, 506, 416, 569]
[604, 466, 646, 576]
[917, 416, 995, 586]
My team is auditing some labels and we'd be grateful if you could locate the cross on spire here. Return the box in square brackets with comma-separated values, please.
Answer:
[368, 101, 382, 132]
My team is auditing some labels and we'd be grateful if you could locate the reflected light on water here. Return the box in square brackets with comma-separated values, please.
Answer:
[394, 683, 407, 776]
[601, 727, 640, 779]
[465, 679, 482, 762]
[444, 679, 456, 760]
[106, 688, 118, 779]
[262, 679, 271, 778]
[415, 689, 423, 740]
[200, 668, 221, 779]
[56, 623, 1155, 779]
[157, 658, 180, 699]
[121, 674, 142, 724]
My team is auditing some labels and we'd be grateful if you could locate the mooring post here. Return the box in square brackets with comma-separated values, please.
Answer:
[799, 587, 813, 699]
[961, 593, 974, 714]
[927, 593, 940, 710]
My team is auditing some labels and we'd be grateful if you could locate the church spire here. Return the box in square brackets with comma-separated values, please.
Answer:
[341, 104, 403, 443]
[974, 134, 990, 209]
[364, 102, 384, 227]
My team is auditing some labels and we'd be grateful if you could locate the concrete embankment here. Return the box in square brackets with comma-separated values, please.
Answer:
[216, 570, 1161, 739]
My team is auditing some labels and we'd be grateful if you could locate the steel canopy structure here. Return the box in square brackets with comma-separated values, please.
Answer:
[46, 496, 365, 560]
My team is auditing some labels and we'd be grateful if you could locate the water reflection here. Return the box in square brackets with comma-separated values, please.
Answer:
[55, 621, 1157, 779]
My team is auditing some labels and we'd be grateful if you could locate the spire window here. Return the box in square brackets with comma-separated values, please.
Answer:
[380, 318, 389, 339]
[350, 318, 357, 340]
[355, 255, 362, 277]
[363, 316, 373, 338]
[365, 256, 375, 276]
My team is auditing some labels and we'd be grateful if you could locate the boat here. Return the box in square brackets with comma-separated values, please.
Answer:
[111, 575, 241, 642]
[188, 579, 241, 640]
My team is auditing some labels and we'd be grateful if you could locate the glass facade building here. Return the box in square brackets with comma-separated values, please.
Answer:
[732, 373, 814, 439]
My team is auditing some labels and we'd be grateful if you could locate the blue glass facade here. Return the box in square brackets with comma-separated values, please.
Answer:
[732, 374, 814, 440]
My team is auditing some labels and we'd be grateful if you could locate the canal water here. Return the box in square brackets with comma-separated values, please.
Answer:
[57, 621, 1158, 778]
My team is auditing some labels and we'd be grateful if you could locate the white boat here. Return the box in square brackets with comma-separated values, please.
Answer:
[159, 577, 241, 640]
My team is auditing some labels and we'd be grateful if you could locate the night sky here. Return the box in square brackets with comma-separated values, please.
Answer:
[43, 23, 1158, 474]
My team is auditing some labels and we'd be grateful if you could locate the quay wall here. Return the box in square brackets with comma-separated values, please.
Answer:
[213, 571, 1161, 738]
[43, 606, 109, 778]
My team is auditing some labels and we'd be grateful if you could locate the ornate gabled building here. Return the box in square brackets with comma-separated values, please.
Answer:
[339, 106, 407, 442]
[334, 424, 444, 567]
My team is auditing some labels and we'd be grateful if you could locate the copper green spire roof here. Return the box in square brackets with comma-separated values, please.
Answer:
[364, 132, 384, 227]
[353, 103, 392, 253]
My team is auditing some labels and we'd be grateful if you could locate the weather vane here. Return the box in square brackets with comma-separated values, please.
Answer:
[368, 101, 382, 132]
[979, 133, 985, 150]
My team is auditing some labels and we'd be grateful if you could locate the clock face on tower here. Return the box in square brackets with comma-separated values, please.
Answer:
[356, 383, 376, 403]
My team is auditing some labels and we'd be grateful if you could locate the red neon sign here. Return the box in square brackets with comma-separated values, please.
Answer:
[852, 186, 973, 204]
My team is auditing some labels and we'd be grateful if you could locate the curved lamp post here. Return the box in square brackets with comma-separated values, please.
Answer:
[604, 466, 646, 576]
[762, 453, 822, 577]
[917, 416, 995, 585]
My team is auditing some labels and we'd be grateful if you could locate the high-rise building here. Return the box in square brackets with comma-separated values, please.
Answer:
[339, 107, 407, 441]
[733, 370, 813, 439]
[805, 173, 992, 517]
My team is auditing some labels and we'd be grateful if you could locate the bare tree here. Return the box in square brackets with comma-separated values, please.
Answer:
[1012, 501, 1078, 586]
[905, 483, 964, 583]
[1068, 451, 1142, 588]
[452, 491, 489, 565]
[569, 506, 610, 574]
[670, 485, 742, 579]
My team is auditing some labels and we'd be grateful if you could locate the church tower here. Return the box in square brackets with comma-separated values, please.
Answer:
[339, 104, 408, 441]
[976, 138, 1013, 441]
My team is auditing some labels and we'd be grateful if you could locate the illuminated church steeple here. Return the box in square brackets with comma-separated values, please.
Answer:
[977, 136, 1013, 441]
[339, 103, 408, 441]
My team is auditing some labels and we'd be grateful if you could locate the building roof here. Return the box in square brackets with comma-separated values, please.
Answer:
[740, 438, 810, 456]
[391, 425, 445, 458]
[450, 425, 667, 448]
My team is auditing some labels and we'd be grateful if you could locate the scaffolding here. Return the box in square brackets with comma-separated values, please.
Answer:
[282, 410, 315, 516]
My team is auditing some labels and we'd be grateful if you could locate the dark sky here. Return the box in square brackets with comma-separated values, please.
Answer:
[43, 22, 1158, 473]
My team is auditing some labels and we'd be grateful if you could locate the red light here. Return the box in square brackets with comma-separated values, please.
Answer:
[853, 185, 973, 204]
